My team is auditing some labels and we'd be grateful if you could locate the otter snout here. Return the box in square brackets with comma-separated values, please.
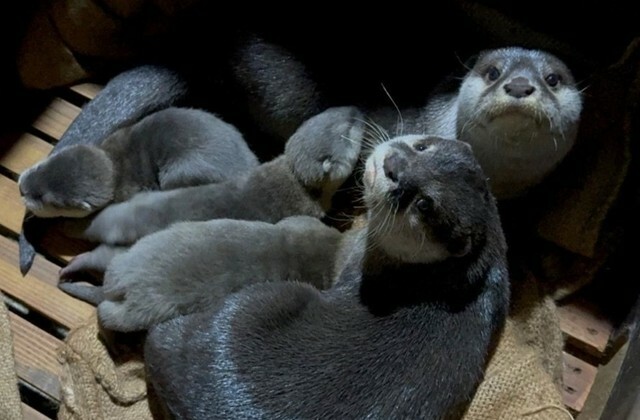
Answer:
[383, 153, 405, 183]
[503, 76, 535, 98]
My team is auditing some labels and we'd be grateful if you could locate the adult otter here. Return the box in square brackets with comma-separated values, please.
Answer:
[372, 47, 583, 199]
[97, 136, 508, 418]
[18, 107, 258, 218]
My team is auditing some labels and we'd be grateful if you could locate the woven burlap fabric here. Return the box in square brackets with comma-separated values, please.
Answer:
[57, 313, 156, 420]
[462, 273, 569, 420]
[0, 294, 24, 420]
[463, 319, 571, 420]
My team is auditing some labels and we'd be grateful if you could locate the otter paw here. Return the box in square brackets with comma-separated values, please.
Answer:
[96, 249, 179, 332]
[285, 106, 364, 187]
[76, 192, 170, 245]
[59, 245, 128, 280]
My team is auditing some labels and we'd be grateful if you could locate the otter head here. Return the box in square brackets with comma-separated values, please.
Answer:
[18, 145, 115, 218]
[363, 135, 495, 264]
[456, 47, 582, 198]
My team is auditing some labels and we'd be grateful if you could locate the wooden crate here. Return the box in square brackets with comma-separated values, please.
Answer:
[0, 84, 617, 417]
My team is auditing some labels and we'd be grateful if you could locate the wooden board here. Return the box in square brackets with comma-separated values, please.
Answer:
[70, 83, 102, 100]
[558, 298, 614, 359]
[562, 351, 598, 413]
[0, 132, 53, 175]
[0, 85, 101, 418]
[31, 98, 81, 141]
[0, 235, 94, 329]
[10, 312, 62, 401]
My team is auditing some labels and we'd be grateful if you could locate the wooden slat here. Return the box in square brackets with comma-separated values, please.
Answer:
[10, 312, 61, 402]
[70, 83, 102, 100]
[0, 235, 95, 329]
[31, 98, 80, 141]
[558, 298, 614, 359]
[562, 351, 598, 413]
[0, 174, 23, 233]
[0, 132, 53, 175]
[22, 403, 52, 420]
[0, 174, 89, 263]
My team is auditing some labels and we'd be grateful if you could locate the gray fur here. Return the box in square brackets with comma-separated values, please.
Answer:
[79, 216, 341, 331]
[65, 106, 364, 245]
[19, 107, 258, 218]
[56, 65, 190, 149]
[373, 47, 582, 199]
[231, 34, 325, 140]
[19, 65, 190, 274]
[140, 136, 509, 419]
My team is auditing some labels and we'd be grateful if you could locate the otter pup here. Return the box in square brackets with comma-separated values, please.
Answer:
[98, 136, 508, 418]
[371, 47, 582, 199]
[62, 106, 363, 245]
[18, 107, 259, 218]
[59, 216, 343, 330]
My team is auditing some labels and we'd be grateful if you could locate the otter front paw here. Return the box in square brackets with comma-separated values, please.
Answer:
[285, 106, 364, 188]
[67, 191, 173, 245]
[59, 245, 128, 280]
[96, 244, 184, 332]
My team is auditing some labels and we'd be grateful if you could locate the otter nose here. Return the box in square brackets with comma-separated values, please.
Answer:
[503, 77, 535, 98]
[383, 153, 403, 182]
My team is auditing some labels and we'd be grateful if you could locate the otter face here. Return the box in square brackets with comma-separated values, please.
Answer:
[456, 47, 582, 197]
[363, 135, 493, 264]
[18, 145, 115, 218]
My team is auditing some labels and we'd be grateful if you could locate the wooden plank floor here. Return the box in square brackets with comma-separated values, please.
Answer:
[0, 85, 99, 419]
[0, 83, 617, 417]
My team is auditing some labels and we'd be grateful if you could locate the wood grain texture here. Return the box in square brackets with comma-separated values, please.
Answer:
[0, 132, 53, 175]
[70, 83, 102, 100]
[0, 235, 94, 329]
[0, 174, 23, 233]
[10, 312, 61, 402]
[558, 298, 614, 359]
[562, 351, 598, 413]
[31, 98, 81, 141]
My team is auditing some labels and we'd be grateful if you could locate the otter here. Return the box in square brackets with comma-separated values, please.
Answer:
[59, 216, 343, 329]
[62, 47, 580, 249]
[57, 106, 363, 244]
[73, 135, 509, 418]
[370, 47, 583, 199]
[18, 107, 259, 219]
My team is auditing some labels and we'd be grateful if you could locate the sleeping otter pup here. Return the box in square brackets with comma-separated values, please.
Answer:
[128, 136, 510, 419]
[18, 107, 259, 218]
[58, 106, 363, 245]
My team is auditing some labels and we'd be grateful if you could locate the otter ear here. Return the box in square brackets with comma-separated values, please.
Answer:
[448, 236, 471, 257]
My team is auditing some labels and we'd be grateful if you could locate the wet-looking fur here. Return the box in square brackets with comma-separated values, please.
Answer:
[137, 136, 510, 419]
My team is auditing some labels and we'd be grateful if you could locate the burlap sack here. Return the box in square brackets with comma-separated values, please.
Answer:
[57, 314, 155, 420]
[463, 274, 570, 420]
[0, 293, 24, 420]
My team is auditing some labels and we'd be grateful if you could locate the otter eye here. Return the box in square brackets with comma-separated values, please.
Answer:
[415, 197, 433, 213]
[486, 66, 500, 82]
[545, 73, 561, 87]
[414, 143, 427, 152]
